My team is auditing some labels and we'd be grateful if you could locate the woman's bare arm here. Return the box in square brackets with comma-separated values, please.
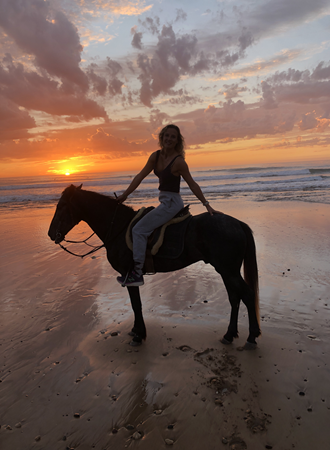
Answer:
[117, 152, 157, 203]
[175, 158, 222, 215]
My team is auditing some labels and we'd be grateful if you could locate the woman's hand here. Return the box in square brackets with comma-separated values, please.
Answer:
[116, 194, 127, 204]
[205, 204, 223, 216]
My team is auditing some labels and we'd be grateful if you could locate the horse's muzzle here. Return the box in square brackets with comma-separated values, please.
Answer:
[55, 231, 62, 244]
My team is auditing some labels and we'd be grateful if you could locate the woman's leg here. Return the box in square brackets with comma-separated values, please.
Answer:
[132, 192, 183, 274]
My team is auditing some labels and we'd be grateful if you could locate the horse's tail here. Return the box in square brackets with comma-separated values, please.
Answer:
[239, 221, 260, 327]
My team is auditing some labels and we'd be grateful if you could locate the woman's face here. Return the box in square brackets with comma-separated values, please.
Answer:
[162, 127, 178, 151]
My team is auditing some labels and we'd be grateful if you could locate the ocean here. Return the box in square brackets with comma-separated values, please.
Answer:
[1, 160, 330, 209]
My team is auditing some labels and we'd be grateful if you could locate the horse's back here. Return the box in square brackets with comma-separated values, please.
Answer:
[189, 212, 246, 240]
[186, 212, 248, 267]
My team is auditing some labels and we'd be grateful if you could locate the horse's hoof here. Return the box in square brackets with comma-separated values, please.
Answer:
[129, 339, 142, 347]
[220, 337, 232, 345]
[237, 341, 258, 351]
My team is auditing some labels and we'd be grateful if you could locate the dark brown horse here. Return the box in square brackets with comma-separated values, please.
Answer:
[48, 185, 261, 348]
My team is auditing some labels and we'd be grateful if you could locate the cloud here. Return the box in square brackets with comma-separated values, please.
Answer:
[90, 0, 153, 17]
[131, 26, 143, 49]
[139, 16, 160, 35]
[67, 0, 153, 19]
[135, 24, 223, 106]
[0, 0, 88, 90]
[106, 57, 124, 95]
[2, 0, 330, 167]
[175, 9, 187, 23]
[200, 1, 328, 79]
[172, 98, 299, 148]
[148, 108, 170, 130]
[298, 112, 318, 130]
[311, 61, 330, 81]
[166, 90, 203, 105]
[87, 64, 108, 95]
[222, 49, 303, 80]
[0, 0, 112, 138]
[87, 126, 156, 158]
[221, 83, 248, 99]
[267, 67, 310, 84]
[261, 81, 278, 109]
[264, 61, 330, 107]
[246, 0, 330, 38]
[0, 56, 108, 123]
[0, 119, 156, 161]
[0, 95, 36, 140]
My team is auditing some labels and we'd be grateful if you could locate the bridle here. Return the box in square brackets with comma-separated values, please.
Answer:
[56, 198, 123, 258]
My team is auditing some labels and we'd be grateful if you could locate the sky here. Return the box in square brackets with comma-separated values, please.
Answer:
[0, 0, 330, 177]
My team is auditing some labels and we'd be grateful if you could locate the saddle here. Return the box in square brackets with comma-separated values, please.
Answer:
[125, 205, 192, 273]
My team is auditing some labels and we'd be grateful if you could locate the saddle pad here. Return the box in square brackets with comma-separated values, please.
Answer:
[151, 214, 192, 259]
[125, 206, 191, 258]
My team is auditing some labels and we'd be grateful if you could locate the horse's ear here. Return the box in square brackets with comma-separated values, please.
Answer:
[78, 184, 83, 190]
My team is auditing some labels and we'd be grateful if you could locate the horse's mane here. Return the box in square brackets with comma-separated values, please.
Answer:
[61, 184, 135, 214]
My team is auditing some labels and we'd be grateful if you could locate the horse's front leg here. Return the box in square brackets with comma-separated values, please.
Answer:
[127, 286, 147, 346]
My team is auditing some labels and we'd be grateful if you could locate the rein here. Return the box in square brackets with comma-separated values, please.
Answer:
[59, 234, 104, 258]
[58, 201, 123, 258]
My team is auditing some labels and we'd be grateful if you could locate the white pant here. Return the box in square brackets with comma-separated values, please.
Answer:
[132, 191, 184, 272]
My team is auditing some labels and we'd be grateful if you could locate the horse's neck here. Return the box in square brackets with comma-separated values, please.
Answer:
[77, 191, 134, 242]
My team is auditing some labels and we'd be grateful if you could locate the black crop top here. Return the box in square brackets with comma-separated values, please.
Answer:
[154, 150, 182, 193]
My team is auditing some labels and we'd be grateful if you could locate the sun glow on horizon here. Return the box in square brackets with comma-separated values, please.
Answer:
[47, 167, 78, 176]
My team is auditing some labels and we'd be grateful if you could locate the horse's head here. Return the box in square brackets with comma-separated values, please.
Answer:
[48, 184, 82, 244]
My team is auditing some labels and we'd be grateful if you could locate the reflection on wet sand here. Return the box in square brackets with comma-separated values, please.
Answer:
[0, 201, 329, 449]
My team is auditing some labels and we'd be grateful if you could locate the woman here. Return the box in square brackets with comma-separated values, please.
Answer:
[116, 124, 220, 287]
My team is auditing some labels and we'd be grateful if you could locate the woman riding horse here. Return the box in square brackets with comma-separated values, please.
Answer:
[116, 124, 221, 287]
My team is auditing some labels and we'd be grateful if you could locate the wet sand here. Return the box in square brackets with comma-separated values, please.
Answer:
[0, 199, 330, 450]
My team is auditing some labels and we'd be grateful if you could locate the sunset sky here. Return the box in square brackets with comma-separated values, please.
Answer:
[1, 0, 330, 177]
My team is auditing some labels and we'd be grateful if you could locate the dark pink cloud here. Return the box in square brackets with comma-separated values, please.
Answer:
[131, 16, 257, 107]
[139, 16, 160, 35]
[0, 95, 36, 140]
[0, 0, 111, 141]
[0, 0, 88, 90]
[136, 24, 212, 106]
[0, 56, 108, 122]
[246, 0, 329, 38]
[264, 62, 330, 109]
[298, 113, 318, 131]
[174, 100, 297, 145]
[131, 26, 143, 49]
[261, 81, 278, 109]
[312, 62, 330, 80]
[106, 58, 124, 95]
[87, 64, 108, 96]
[222, 82, 248, 99]
[175, 9, 187, 23]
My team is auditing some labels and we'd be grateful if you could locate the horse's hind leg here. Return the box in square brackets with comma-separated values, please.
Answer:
[220, 274, 241, 344]
[221, 273, 260, 346]
[240, 283, 261, 346]
[127, 286, 147, 346]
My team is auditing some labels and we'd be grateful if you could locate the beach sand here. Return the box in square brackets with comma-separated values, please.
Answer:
[0, 199, 330, 450]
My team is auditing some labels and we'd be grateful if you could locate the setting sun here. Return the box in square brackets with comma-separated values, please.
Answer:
[65, 172, 71, 176]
